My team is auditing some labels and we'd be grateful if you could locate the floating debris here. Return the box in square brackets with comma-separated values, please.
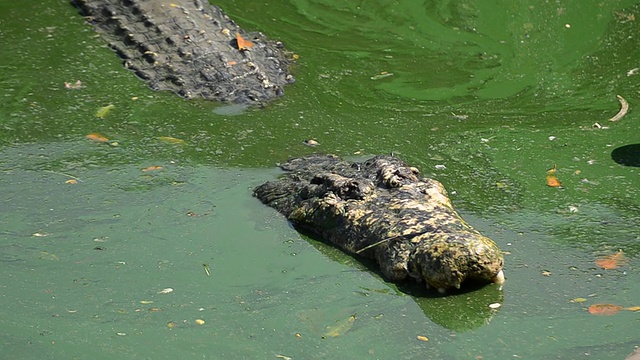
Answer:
[158, 288, 174, 294]
[96, 104, 115, 119]
[64, 80, 83, 89]
[86, 133, 109, 143]
[141, 166, 163, 172]
[158, 136, 186, 145]
[323, 314, 356, 338]
[303, 139, 320, 147]
[609, 95, 629, 122]
[546, 165, 562, 188]
[371, 71, 393, 80]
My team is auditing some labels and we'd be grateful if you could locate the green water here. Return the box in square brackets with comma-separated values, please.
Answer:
[1, 0, 639, 358]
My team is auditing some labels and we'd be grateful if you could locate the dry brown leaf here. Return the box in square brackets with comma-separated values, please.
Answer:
[588, 303, 622, 316]
[595, 250, 626, 270]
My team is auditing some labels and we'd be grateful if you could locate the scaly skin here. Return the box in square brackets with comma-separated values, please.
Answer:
[73, 0, 294, 104]
[254, 154, 505, 292]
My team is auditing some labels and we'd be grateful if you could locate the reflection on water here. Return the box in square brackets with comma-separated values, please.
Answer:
[284, 0, 640, 108]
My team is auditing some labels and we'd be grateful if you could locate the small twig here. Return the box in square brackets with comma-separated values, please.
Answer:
[43, 170, 83, 182]
[355, 228, 431, 254]
[609, 95, 629, 122]
[355, 234, 403, 254]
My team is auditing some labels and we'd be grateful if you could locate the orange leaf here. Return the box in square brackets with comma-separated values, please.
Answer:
[595, 250, 626, 270]
[86, 133, 109, 143]
[545, 164, 562, 187]
[546, 175, 562, 187]
[142, 166, 163, 172]
[236, 33, 253, 50]
[588, 303, 622, 316]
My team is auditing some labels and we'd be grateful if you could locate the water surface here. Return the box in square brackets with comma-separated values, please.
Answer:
[1, 1, 639, 358]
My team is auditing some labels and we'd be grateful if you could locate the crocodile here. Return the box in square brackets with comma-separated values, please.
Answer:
[254, 154, 505, 293]
[72, 0, 294, 105]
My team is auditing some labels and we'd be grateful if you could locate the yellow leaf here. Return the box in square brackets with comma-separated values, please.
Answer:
[624, 306, 640, 312]
[324, 314, 356, 338]
[86, 133, 109, 143]
[417, 335, 429, 342]
[96, 104, 115, 118]
[158, 136, 186, 145]
[570, 297, 587, 303]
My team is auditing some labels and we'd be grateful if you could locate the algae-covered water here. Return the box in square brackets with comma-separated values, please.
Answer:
[1, 1, 639, 359]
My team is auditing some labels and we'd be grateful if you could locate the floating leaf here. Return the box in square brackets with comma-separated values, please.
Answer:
[158, 136, 186, 145]
[96, 104, 115, 118]
[570, 297, 587, 303]
[64, 80, 83, 90]
[65, 179, 78, 184]
[546, 175, 562, 187]
[371, 71, 394, 80]
[546, 164, 562, 187]
[588, 303, 622, 316]
[595, 250, 626, 270]
[416, 335, 429, 342]
[324, 314, 356, 338]
[236, 33, 254, 50]
[195, 319, 205, 325]
[624, 306, 640, 312]
[142, 166, 163, 172]
[86, 133, 109, 143]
